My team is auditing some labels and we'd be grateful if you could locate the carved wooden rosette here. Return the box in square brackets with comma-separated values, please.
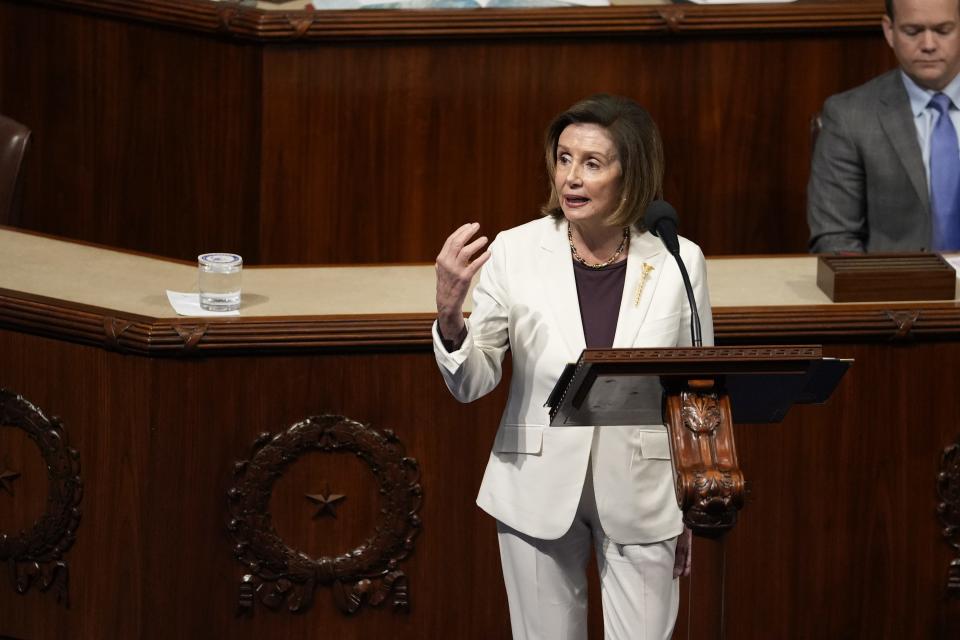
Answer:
[937, 436, 960, 595]
[664, 380, 744, 537]
[0, 388, 83, 606]
[227, 415, 421, 616]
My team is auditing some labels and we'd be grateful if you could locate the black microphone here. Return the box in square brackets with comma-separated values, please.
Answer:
[644, 200, 702, 347]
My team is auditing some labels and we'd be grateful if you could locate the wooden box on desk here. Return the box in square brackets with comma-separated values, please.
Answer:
[816, 253, 956, 302]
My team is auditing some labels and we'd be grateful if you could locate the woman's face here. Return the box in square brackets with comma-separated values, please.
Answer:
[554, 123, 623, 227]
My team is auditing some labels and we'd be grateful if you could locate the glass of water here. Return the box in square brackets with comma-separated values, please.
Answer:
[198, 253, 242, 311]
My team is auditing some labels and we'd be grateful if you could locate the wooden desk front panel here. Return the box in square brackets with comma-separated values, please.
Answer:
[0, 0, 895, 263]
[0, 332, 512, 639]
[1, 326, 959, 638]
[726, 341, 960, 639]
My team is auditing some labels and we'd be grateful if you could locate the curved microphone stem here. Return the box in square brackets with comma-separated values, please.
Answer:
[644, 200, 703, 348]
[669, 251, 702, 348]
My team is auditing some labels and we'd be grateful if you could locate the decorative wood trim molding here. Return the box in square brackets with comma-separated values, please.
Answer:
[4, 291, 960, 353]
[583, 345, 822, 362]
[0, 389, 83, 607]
[227, 415, 421, 615]
[713, 306, 960, 342]
[16, 0, 883, 42]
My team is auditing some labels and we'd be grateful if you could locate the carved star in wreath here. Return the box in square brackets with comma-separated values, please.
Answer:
[0, 389, 83, 608]
[0, 466, 21, 496]
[229, 416, 422, 615]
[305, 485, 345, 519]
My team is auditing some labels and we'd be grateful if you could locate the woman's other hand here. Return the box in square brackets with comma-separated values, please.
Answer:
[673, 526, 692, 578]
[435, 222, 490, 346]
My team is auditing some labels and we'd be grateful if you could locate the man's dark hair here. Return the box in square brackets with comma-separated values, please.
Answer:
[885, 0, 893, 19]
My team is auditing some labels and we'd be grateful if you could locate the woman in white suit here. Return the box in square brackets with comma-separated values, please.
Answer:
[433, 94, 713, 640]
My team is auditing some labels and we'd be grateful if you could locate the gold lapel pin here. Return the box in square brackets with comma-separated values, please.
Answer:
[634, 263, 655, 307]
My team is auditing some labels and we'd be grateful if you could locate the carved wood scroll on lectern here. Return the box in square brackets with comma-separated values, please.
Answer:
[548, 346, 849, 538]
[665, 381, 744, 537]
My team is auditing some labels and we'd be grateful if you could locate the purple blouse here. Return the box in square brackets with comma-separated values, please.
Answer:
[572, 258, 627, 349]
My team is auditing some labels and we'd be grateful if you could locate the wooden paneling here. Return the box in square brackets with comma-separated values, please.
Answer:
[1, 0, 896, 264]
[0, 334, 514, 639]
[725, 342, 960, 638]
[0, 1, 263, 261]
[2, 320, 960, 637]
[258, 33, 894, 263]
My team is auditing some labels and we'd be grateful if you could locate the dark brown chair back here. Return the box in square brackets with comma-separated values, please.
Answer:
[0, 114, 32, 226]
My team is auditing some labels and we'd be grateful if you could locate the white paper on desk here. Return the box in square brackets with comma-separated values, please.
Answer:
[686, 0, 796, 4]
[945, 256, 960, 277]
[356, 0, 608, 8]
[166, 291, 241, 317]
[312, 0, 363, 9]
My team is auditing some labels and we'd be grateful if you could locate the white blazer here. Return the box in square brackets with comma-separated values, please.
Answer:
[433, 216, 714, 543]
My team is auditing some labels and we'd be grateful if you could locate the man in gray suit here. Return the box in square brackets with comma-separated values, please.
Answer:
[808, 0, 960, 253]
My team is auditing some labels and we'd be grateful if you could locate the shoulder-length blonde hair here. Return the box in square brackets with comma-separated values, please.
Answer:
[541, 94, 664, 230]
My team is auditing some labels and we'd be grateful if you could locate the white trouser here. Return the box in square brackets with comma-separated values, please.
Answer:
[496, 465, 679, 640]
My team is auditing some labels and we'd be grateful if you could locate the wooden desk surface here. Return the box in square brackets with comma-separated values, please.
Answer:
[0, 226, 901, 316]
[3, 227, 959, 352]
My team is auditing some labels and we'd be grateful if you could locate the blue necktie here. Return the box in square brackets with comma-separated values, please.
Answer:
[929, 93, 960, 251]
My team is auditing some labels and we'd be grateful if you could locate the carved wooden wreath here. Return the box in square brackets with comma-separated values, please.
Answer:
[0, 388, 83, 607]
[937, 436, 960, 595]
[227, 414, 422, 616]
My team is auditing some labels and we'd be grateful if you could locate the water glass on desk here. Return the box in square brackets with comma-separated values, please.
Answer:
[198, 253, 242, 311]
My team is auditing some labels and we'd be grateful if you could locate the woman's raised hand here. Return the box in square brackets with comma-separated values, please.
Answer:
[435, 222, 490, 342]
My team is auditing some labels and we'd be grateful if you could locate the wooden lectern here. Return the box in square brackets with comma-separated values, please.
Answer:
[547, 346, 850, 537]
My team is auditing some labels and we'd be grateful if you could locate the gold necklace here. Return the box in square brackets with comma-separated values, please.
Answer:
[568, 224, 630, 269]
